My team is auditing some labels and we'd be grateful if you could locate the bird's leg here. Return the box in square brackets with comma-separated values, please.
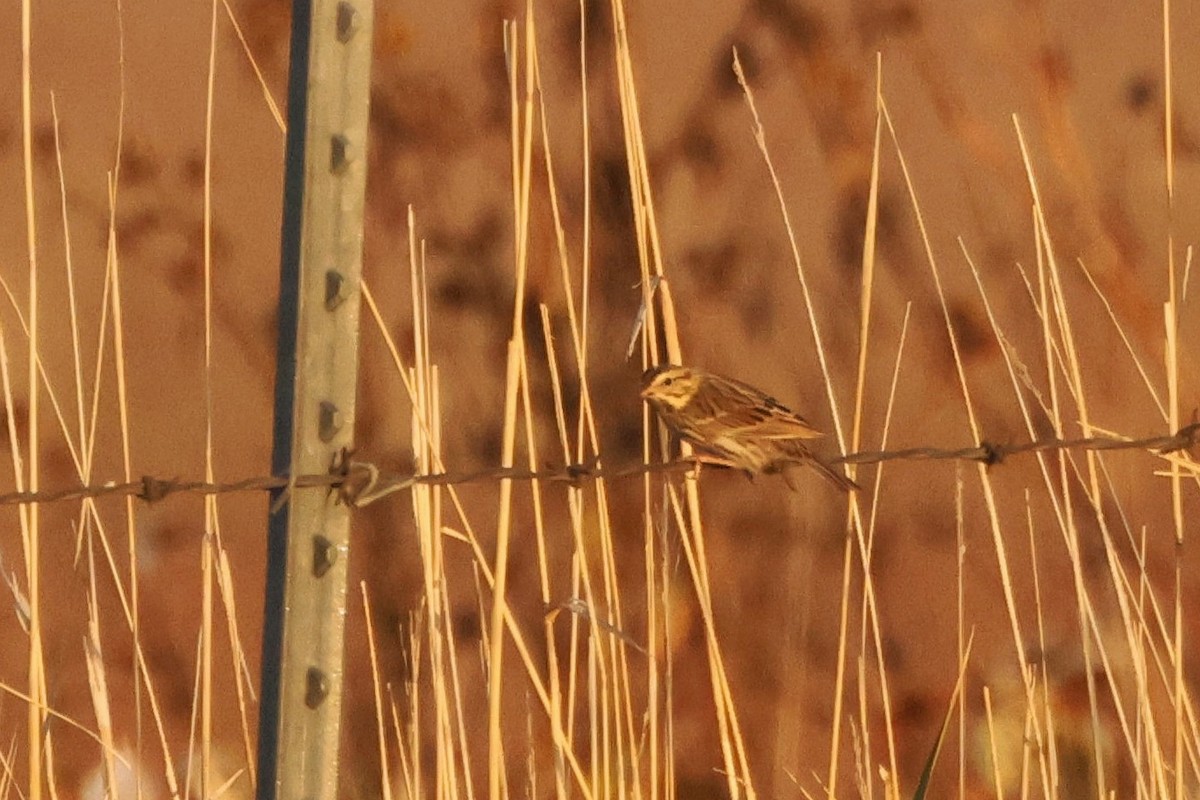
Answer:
[684, 452, 757, 484]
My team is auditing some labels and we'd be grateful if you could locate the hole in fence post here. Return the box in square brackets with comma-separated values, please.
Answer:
[312, 535, 337, 578]
[330, 134, 351, 174]
[304, 667, 330, 709]
[325, 270, 348, 310]
[336, 2, 359, 41]
[318, 402, 343, 442]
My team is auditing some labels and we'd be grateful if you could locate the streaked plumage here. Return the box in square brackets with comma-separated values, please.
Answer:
[640, 364, 859, 493]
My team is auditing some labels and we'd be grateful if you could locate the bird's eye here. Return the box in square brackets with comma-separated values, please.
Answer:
[663, 378, 674, 386]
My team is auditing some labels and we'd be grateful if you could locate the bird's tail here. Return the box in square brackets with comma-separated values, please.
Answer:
[781, 457, 860, 493]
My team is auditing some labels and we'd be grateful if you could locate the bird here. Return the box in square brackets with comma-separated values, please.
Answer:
[640, 364, 859, 492]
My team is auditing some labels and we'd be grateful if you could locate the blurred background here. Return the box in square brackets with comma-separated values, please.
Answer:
[0, 1, 1198, 798]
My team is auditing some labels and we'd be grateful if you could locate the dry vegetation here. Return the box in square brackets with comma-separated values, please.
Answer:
[1, 1, 1198, 799]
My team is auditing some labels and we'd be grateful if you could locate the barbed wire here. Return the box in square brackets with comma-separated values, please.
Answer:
[830, 422, 1200, 467]
[0, 423, 1195, 510]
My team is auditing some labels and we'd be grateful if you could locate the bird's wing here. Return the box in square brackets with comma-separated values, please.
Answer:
[750, 414, 825, 440]
[690, 380, 825, 440]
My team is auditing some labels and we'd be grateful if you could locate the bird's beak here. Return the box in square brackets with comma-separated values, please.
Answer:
[638, 385, 652, 400]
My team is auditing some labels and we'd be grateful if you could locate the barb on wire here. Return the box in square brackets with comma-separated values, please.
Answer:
[0, 424, 1195, 510]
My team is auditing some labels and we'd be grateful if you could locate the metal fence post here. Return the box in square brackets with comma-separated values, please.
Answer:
[257, 1, 374, 799]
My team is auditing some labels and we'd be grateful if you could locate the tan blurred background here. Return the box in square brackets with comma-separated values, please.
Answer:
[1, 0, 1199, 797]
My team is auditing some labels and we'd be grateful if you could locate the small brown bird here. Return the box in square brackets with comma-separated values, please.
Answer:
[640, 364, 859, 492]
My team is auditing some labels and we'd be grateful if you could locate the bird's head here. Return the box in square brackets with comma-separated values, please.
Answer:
[640, 364, 702, 409]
